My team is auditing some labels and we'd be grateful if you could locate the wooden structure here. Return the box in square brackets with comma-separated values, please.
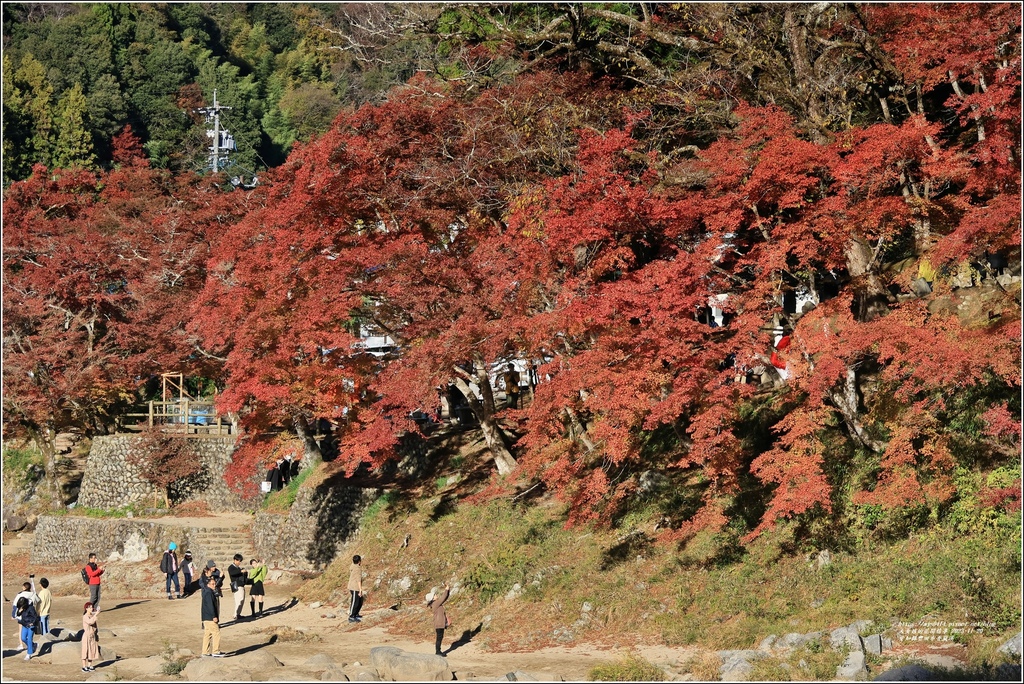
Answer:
[121, 373, 233, 437]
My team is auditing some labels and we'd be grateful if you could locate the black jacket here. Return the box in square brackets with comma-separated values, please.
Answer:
[227, 563, 247, 590]
[160, 550, 178, 574]
[200, 584, 219, 622]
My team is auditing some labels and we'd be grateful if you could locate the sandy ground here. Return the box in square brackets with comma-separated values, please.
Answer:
[1, 564, 693, 682]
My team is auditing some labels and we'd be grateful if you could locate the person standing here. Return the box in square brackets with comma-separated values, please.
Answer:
[426, 584, 450, 656]
[226, 554, 248, 621]
[502, 363, 522, 409]
[81, 602, 99, 672]
[200, 575, 226, 658]
[247, 559, 267, 617]
[182, 551, 197, 596]
[267, 460, 283, 491]
[161, 542, 182, 599]
[348, 555, 364, 623]
[85, 553, 104, 609]
[36, 578, 51, 636]
[11, 577, 38, 650]
[14, 597, 38, 660]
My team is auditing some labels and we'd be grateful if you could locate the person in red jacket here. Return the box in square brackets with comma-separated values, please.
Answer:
[84, 553, 104, 609]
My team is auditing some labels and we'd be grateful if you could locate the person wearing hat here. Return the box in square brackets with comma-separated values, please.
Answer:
[182, 550, 197, 596]
[426, 584, 450, 656]
[202, 560, 224, 597]
[160, 542, 182, 600]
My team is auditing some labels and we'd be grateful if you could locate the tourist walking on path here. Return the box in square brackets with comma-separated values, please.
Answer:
[81, 602, 99, 672]
[11, 576, 38, 650]
[247, 559, 267, 617]
[227, 554, 249, 621]
[348, 555, 364, 622]
[85, 553, 104, 609]
[161, 542, 183, 599]
[15, 597, 39, 660]
[200, 575, 226, 657]
[182, 551, 197, 596]
[426, 584, 450, 656]
[36, 578, 52, 636]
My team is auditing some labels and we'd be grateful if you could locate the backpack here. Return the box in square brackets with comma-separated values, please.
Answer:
[81, 567, 90, 584]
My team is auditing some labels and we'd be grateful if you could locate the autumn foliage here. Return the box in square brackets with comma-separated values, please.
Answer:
[3, 4, 1020, 546]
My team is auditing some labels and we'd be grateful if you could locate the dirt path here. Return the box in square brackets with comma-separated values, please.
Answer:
[2, 566, 690, 682]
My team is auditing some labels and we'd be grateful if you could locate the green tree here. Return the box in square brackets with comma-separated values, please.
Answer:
[52, 82, 96, 169]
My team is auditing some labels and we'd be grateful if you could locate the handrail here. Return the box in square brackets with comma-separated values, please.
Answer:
[121, 399, 232, 436]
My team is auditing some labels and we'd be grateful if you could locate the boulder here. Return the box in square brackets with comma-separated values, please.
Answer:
[830, 625, 865, 652]
[48, 641, 116, 665]
[717, 650, 766, 682]
[182, 656, 253, 681]
[6, 514, 27, 531]
[370, 646, 453, 682]
[304, 653, 339, 672]
[234, 650, 284, 670]
[781, 632, 823, 649]
[836, 651, 867, 680]
[863, 634, 883, 656]
[873, 664, 935, 681]
[343, 663, 382, 681]
[320, 665, 351, 681]
[998, 632, 1022, 658]
[995, 664, 1022, 681]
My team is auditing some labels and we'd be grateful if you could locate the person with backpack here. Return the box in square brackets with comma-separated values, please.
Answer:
[14, 597, 39, 660]
[84, 553, 104, 609]
[160, 542, 182, 600]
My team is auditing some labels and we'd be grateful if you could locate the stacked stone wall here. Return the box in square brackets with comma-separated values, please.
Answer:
[253, 482, 383, 571]
[76, 435, 242, 511]
[32, 515, 195, 565]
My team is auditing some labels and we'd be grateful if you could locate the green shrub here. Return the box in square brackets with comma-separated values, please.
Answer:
[2, 445, 45, 487]
[590, 653, 666, 681]
[361, 491, 399, 527]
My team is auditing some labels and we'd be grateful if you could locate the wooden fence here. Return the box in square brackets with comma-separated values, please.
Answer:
[121, 400, 233, 437]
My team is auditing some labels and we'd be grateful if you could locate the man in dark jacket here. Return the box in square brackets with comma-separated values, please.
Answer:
[200, 575, 225, 657]
[226, 554, 248, 621]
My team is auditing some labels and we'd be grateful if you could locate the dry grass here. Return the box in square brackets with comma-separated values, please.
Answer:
[257, 625, 323, 643]
[679, 651, 722, 680]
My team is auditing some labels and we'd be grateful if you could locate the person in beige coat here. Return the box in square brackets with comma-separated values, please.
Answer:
[81, 602, 100, 673]
[426, 584, 450, 656]
[348, 555, 364, 623]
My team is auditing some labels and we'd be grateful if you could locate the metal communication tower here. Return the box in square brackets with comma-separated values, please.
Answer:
[194, 90, 254, 188]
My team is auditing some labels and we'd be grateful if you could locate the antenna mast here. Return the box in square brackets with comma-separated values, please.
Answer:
[196, 89, 235, 174]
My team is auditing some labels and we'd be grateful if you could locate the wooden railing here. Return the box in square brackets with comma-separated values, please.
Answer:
[121, 400, 233, 436]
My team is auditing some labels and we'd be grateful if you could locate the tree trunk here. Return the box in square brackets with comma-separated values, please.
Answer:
[292, 413, 323, 468]
[453, 361, 518, 476]
[845, 236, 892, 322]
[29, 423, 63, 503]
[827, 367, 886, 452]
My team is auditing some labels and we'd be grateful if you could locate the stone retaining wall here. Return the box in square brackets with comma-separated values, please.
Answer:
[77, 434, 242, 511]
[32, 515, 202, 565]
[253, 482, 383, 571]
